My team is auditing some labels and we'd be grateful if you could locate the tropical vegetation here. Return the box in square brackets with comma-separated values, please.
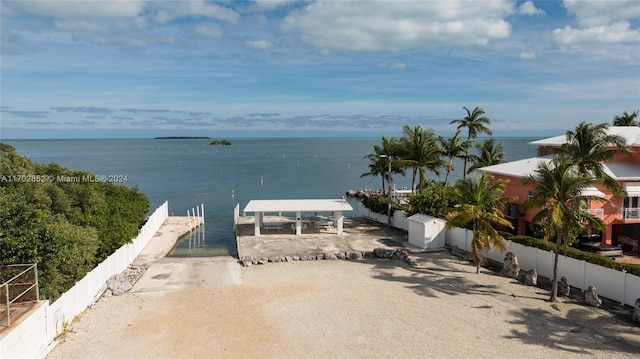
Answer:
[522, 154, 609, 301]
[612, 110, 638, 126]
[360, 112, 637, 287]
[443, 173, 514, 273]
[0, 143, 150, 300]
[450, 106, 493, 179]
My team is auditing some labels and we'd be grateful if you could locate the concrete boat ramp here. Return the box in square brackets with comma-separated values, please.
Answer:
[128, 217, 242, 295]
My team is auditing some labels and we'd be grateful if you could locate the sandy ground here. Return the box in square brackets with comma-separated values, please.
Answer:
[47, 251, 640, 359]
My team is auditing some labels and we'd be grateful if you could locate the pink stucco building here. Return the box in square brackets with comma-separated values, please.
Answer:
[479, 127, 640, 248]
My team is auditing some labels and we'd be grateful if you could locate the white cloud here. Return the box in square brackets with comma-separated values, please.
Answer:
[552, 1, 640, 46]
[553, 21, 640, 45]
[283, 0, 514, 51]
[254, 0, 297, 11]
[379, 62, 407, 69]
[10, 0, 144, 20]
[563, 0, 640, 27]
[152, 1, 239, 24]
[517, 1, 544, 16]
[246, 39, 273, 49]
[519, 51, 535, 59]
[194, 23, 223, 38]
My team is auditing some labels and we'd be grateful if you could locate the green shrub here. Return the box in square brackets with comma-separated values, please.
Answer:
[509, 235, 640, 276]
[361, 195, 402, 216]
[0, 143, 150, 300]
[406, 180, 459, 218]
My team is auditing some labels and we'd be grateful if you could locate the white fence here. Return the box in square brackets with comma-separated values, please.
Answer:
[446, 228, 640, 307]
[358, 202, 409, 230]
[358, 204, 639, 306]
[0, 201, 169, 359]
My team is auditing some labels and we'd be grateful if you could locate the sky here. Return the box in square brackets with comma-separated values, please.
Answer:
[1, 0, 639, 139]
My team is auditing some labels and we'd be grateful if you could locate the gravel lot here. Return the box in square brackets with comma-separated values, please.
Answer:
[48, 251, 640, 359]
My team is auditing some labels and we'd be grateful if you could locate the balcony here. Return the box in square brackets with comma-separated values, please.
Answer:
[583, 208, 604, 219]
[620, 207, 640, 221]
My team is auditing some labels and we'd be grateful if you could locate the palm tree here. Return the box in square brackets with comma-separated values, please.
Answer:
[450, 106, 493, 179]
[444, 173, 514, 274]
[521, 155, 607, 302]
[467, 138, 506, 173]
[397, 125, 445, 192]
[538, 122, 630, 196]
[612, 110, 639, 126]
[439, 131, 470, 185]
[361, 136, 404, 191]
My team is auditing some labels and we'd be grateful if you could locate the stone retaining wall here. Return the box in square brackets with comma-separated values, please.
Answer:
[239, 248, 415, 267]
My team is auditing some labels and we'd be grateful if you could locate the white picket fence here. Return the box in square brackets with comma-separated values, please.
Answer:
[0, 201, 169, 359]
[447, 227, 640, 307]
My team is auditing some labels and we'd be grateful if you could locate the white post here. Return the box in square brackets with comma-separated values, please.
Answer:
[187, 210, 191, 230]
[201, 204, 204, 223]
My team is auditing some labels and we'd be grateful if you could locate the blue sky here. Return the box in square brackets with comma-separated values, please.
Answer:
[1, 0, 639, 139]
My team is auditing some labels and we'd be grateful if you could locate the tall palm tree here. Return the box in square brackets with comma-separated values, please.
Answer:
[538, 122, 630, 196]
[444, 173, 514, 274]
[521, 155, 607, 302]
[439, 131, 470, 185]
[450, 106, 493, 179]
[361, 136, 404, 191]
[467, 138, 506, 173]
[398, 125, 445, 192]
[612, 110, 639, 126]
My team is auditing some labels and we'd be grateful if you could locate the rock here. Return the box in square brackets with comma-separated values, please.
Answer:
[374, 248, 395, 258]
[257, 258, 267, 265]
[292, 256, 300, 261]
[324, 252, 337, 260]
[558, 276, 570, 297]
[316, 253, 325, 260]
[518, 269, 537, 286]
[346, 190, 357, 197]
[106, 273, 132, 296]
[500, 252, 520, 279]
[347, 251, 363, 260]
[336, 252, 347, 260]
[584, 286, 602, 307]
[632, 298, 640, 324]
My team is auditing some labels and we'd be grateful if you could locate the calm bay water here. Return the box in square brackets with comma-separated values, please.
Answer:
[3, 137, 541, 257]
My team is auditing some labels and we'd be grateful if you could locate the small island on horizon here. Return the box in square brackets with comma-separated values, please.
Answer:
[154, 136, 211, 139]
[210, 139, 232, 145]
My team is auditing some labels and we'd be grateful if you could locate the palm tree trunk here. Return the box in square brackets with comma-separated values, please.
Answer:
[463, 155, 468, 180]
[411, 168, 417, 193]
[550, 232, 561, 302]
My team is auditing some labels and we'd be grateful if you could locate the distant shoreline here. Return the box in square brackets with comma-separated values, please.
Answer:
[154, 136, 211, 139]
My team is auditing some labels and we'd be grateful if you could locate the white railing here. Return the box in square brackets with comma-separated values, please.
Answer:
[584, 208, 604, 219]
[446, 227, 640, 307]
[0, 201, 169, 359]
[621, 207, 640, 220]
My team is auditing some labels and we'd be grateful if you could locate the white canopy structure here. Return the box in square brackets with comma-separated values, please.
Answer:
[243, 199, 353, 236]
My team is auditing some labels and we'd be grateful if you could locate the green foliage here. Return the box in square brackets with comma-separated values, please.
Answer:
[510, 236, 640, 277]
[0, 144, 149, 300]
[361, 195, 402, 216]
[406, 180, 459, 218]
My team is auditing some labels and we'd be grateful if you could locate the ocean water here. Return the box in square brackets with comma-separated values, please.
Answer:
[2, 137, 541, 256]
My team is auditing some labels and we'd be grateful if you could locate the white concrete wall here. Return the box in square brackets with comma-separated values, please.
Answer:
[358, 202, 408, 231]
[446, 227, 640, 306]
[0, 201, 169, 359]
